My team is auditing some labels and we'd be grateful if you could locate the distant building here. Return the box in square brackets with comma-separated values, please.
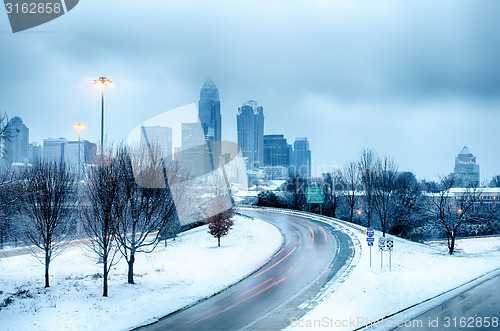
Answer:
[65, 140, 97, 167]
[140, 126, 173, 161]
[199, 80, 222, 167]
[43, 138, 67, 164]
[43, 138, 96, 167]
[29, 142, 42, 162]
[287, 143, 294, 167]
[264, 134, 290, 168]
[237, 100, 264, 169]
[4, 116, 29, 165]
[454, 146, 480, 187]
[180, 122, 213, 177]
[263, 166, 289, 180]
[291, 137, 311, 177]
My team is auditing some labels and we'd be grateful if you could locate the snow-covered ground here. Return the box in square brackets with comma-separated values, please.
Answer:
[426, 236, 500, 254]
[291, 218, 500, 330]
[0, 216, 282, 331]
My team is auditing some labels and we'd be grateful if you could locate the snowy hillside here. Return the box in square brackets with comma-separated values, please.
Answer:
[0, 216, 282, 331]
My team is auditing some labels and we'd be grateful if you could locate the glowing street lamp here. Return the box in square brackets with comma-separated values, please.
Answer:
[94, 77, 112, 154]
[74, 123, 84, 177]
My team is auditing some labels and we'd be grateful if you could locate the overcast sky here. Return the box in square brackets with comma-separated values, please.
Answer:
[1, 0, 499, 181]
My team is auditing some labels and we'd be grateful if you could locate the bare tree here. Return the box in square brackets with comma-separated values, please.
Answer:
[430, 175, 480, 254]
[114, 146, 182, 284]
[285, 175, 307, 211]
[323, 171, 342, 218]
[0, 113, 12, 159]
[372, 156, 398, 236]
[80, 154, 122, 297]
[22, 161, 75, 287]
[391, 171, 424, 239]
[0, 168, 28, 249]
[341, 161, 360, 223]
[359, 149, 377, 227]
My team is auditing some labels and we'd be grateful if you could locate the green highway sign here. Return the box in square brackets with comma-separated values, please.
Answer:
[306, 187, 324, 204]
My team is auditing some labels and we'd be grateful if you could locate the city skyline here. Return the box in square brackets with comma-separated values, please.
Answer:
[1, 1, 500, 180]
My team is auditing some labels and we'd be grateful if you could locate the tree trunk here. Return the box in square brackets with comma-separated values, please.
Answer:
[349, 206, 353, 223]
[218, 236, 220, 247]
[448, 235, 456, 255]
[128, 253, 135, 284]
[103, 259, 108, 297]
[45, 251, 50, 288]
[367, 195, 372, 227]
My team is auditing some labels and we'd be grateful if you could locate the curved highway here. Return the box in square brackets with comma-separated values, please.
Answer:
[138, 209, 355, 330]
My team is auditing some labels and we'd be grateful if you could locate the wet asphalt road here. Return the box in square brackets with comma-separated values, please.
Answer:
[139, 209, 354, 331]
[394, 273, 500, 330]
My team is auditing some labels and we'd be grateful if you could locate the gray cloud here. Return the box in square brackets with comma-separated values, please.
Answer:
[1, 0, 499, 181]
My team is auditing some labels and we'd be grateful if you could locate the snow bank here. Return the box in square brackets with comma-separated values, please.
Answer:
[0, 216, 282, 331]
[292, 219, 500, 330]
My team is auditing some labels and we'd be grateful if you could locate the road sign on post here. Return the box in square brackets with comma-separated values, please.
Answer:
[306, 187, 324, 204]
[366, 227, 375, 268]
[378, 237, 386, 250]
[386, 239, 393, 251]
[378, 237, 386, 270]
[367, 227, 374, 238]
[386, 239, 394, 271]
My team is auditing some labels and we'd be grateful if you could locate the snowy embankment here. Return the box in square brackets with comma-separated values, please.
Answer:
[0, 215, 282, 331]
[293, 218, 500, 330]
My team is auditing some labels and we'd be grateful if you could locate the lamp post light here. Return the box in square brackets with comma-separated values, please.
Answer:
[94, 77, 112, 155]
[74, 124, 84, 178]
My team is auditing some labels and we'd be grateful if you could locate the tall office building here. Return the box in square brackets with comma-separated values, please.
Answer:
[199, 80, 222, 167]
[264, 134, 290, 167]
[292, 137, 311, 177]
[4, 116, 29, 165]
[454, 146, 480, 187]
[237, 100, 264, 168]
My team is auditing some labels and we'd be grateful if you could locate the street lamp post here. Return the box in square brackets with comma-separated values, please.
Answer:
[74, 124, 85, 177]
[94, 77, 112, 155]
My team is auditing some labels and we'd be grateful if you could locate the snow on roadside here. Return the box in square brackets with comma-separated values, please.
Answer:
[291, 224, 500, 330]
[0, 215, 282, 331]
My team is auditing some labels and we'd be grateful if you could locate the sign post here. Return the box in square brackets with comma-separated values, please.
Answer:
[366, 227, 375, 268]
[386, 239, 394, 271]
[306, 187, 324, 214]
[378, 237, 386, 270]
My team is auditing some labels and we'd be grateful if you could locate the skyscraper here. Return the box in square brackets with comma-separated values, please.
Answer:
[264, 134, 290, 167]
[237, 100, 264, 168]
[292, 137, 311, 177]
[454, 146, 480, 187]
[4, 116, 29, 165]
[199, 80, 222, 166]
